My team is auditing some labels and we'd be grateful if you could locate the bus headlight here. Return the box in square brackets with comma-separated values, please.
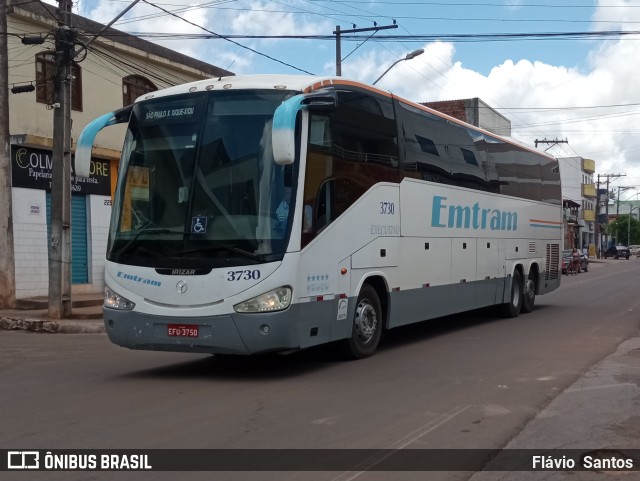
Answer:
[104, 286, 136, 310]
[234, 287, 292, 313]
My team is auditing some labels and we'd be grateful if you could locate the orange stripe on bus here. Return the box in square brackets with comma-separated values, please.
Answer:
[529, 219, 563, 225]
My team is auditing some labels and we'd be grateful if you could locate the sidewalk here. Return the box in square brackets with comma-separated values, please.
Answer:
[469, 336, 640, 479]
[0, 292, 105, 334]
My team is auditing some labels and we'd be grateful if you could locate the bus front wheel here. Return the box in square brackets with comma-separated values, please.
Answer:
[343, 284, 382, 359]
[501, 270, 523, 318]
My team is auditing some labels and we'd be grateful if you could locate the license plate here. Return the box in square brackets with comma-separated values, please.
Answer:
[167, 324, 199, 338]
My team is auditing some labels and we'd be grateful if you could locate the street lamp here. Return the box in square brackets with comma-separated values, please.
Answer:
[372, 48, 425, 85]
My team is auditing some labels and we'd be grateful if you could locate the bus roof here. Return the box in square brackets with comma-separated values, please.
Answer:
[136, 74, 555, 161]
[133, 74, 328, 101]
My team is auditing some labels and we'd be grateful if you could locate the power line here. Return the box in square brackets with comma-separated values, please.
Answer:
[139, 0, 315, 74]
[484, 102, 640, 110]
[306, 1, 640, 7]
[89, 29, 640, 42]
[124, 5, 640, 25]
[105, 1, 640, 25]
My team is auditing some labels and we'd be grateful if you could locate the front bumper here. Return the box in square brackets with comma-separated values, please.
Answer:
[103, 305, 303, 355]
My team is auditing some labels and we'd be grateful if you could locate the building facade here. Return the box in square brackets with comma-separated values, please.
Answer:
[5, 0, 233, 299]
[557, 157, 597, 251]
[422, 98, 512, 136]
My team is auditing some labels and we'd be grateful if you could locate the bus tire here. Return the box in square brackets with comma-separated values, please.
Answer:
[521, 271, 536, 313]
[501, 270, 523, 318]
[343, 284, 382, 359]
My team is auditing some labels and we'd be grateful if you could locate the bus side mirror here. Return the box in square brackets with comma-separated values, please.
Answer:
[301, 91, 337, 111]
[75, 105, 132, 177]
[272, 91, 336, 165]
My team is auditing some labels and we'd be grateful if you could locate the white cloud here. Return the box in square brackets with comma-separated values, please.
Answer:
[77, 0, 331, 74]
[372, 34, 640, 187]
[56, 0, 640, 186]
[229, 2, 328, 38]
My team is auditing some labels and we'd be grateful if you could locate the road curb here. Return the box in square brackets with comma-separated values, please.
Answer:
[0, 316, 106, 334]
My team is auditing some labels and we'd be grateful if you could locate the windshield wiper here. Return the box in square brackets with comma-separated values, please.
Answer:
[112, 226, 175, 260]
[175, 244, 266, 262]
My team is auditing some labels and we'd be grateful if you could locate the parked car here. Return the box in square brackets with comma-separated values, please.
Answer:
[562, 249, 589, 274]
[603, 245, 631, 259]
[630, 245, 640, 256]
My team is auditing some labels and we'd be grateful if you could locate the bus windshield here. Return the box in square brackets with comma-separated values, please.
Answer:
[108, 89, 298, 269]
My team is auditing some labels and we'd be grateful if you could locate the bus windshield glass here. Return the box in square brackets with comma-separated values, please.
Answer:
[108, 89, 298, 269]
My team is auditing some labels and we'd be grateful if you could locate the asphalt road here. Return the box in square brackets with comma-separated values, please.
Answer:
[2, 259, 639, 481]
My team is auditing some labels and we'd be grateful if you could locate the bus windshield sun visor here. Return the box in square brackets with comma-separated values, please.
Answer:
[74, 104, 133, 178]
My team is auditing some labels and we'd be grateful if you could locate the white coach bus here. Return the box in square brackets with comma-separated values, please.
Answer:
[76, 75, 562, 358]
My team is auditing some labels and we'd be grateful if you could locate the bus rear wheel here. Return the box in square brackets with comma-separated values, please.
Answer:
[501, 270, 523, 318]
[343, 284, 382, 359]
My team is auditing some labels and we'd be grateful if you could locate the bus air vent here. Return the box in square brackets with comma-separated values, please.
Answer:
[545, 244, 560, 280]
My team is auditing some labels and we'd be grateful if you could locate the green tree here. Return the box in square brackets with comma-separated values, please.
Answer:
[609, 214, 640, 246]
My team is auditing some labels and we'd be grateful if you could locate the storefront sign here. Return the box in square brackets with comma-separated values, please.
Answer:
[11, 145, 111, 196]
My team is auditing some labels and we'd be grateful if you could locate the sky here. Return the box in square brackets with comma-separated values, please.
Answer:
[44, 0, 640, 202]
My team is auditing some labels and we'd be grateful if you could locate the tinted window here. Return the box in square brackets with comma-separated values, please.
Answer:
[302, 89, 399, 248]
[397, 101, 489, 191]
[108, 90, 298, 268]
[396, 101, 561, 204]
[484, 134, 560, 204]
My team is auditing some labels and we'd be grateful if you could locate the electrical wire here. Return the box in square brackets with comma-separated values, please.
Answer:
[85, 29, 640, 42]
[305, 1, 640, 7]
[139, 0, 315, 74]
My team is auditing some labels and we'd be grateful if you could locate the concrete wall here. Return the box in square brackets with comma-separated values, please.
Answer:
[10, 188, 113, 299]
[11, 188, 48, 298]
[88, 195, 112, 295]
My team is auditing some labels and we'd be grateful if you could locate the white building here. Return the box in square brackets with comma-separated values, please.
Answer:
[557, 156, 597, 250]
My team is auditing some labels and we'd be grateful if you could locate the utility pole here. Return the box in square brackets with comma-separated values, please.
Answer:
[334, 23, 398, 76]
[48, 0, 76, 318]
[599, 173, 626, 251]
[616, 186, 634, 216]
[534, 138, 568, 149]
[595, 174, 601, 257]
[0, 2, 17, 308]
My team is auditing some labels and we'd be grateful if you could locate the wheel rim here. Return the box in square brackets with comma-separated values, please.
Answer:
[525, 278, 535, 302]
[355, 298, 378, 344]
[512, 279, 521, 307]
